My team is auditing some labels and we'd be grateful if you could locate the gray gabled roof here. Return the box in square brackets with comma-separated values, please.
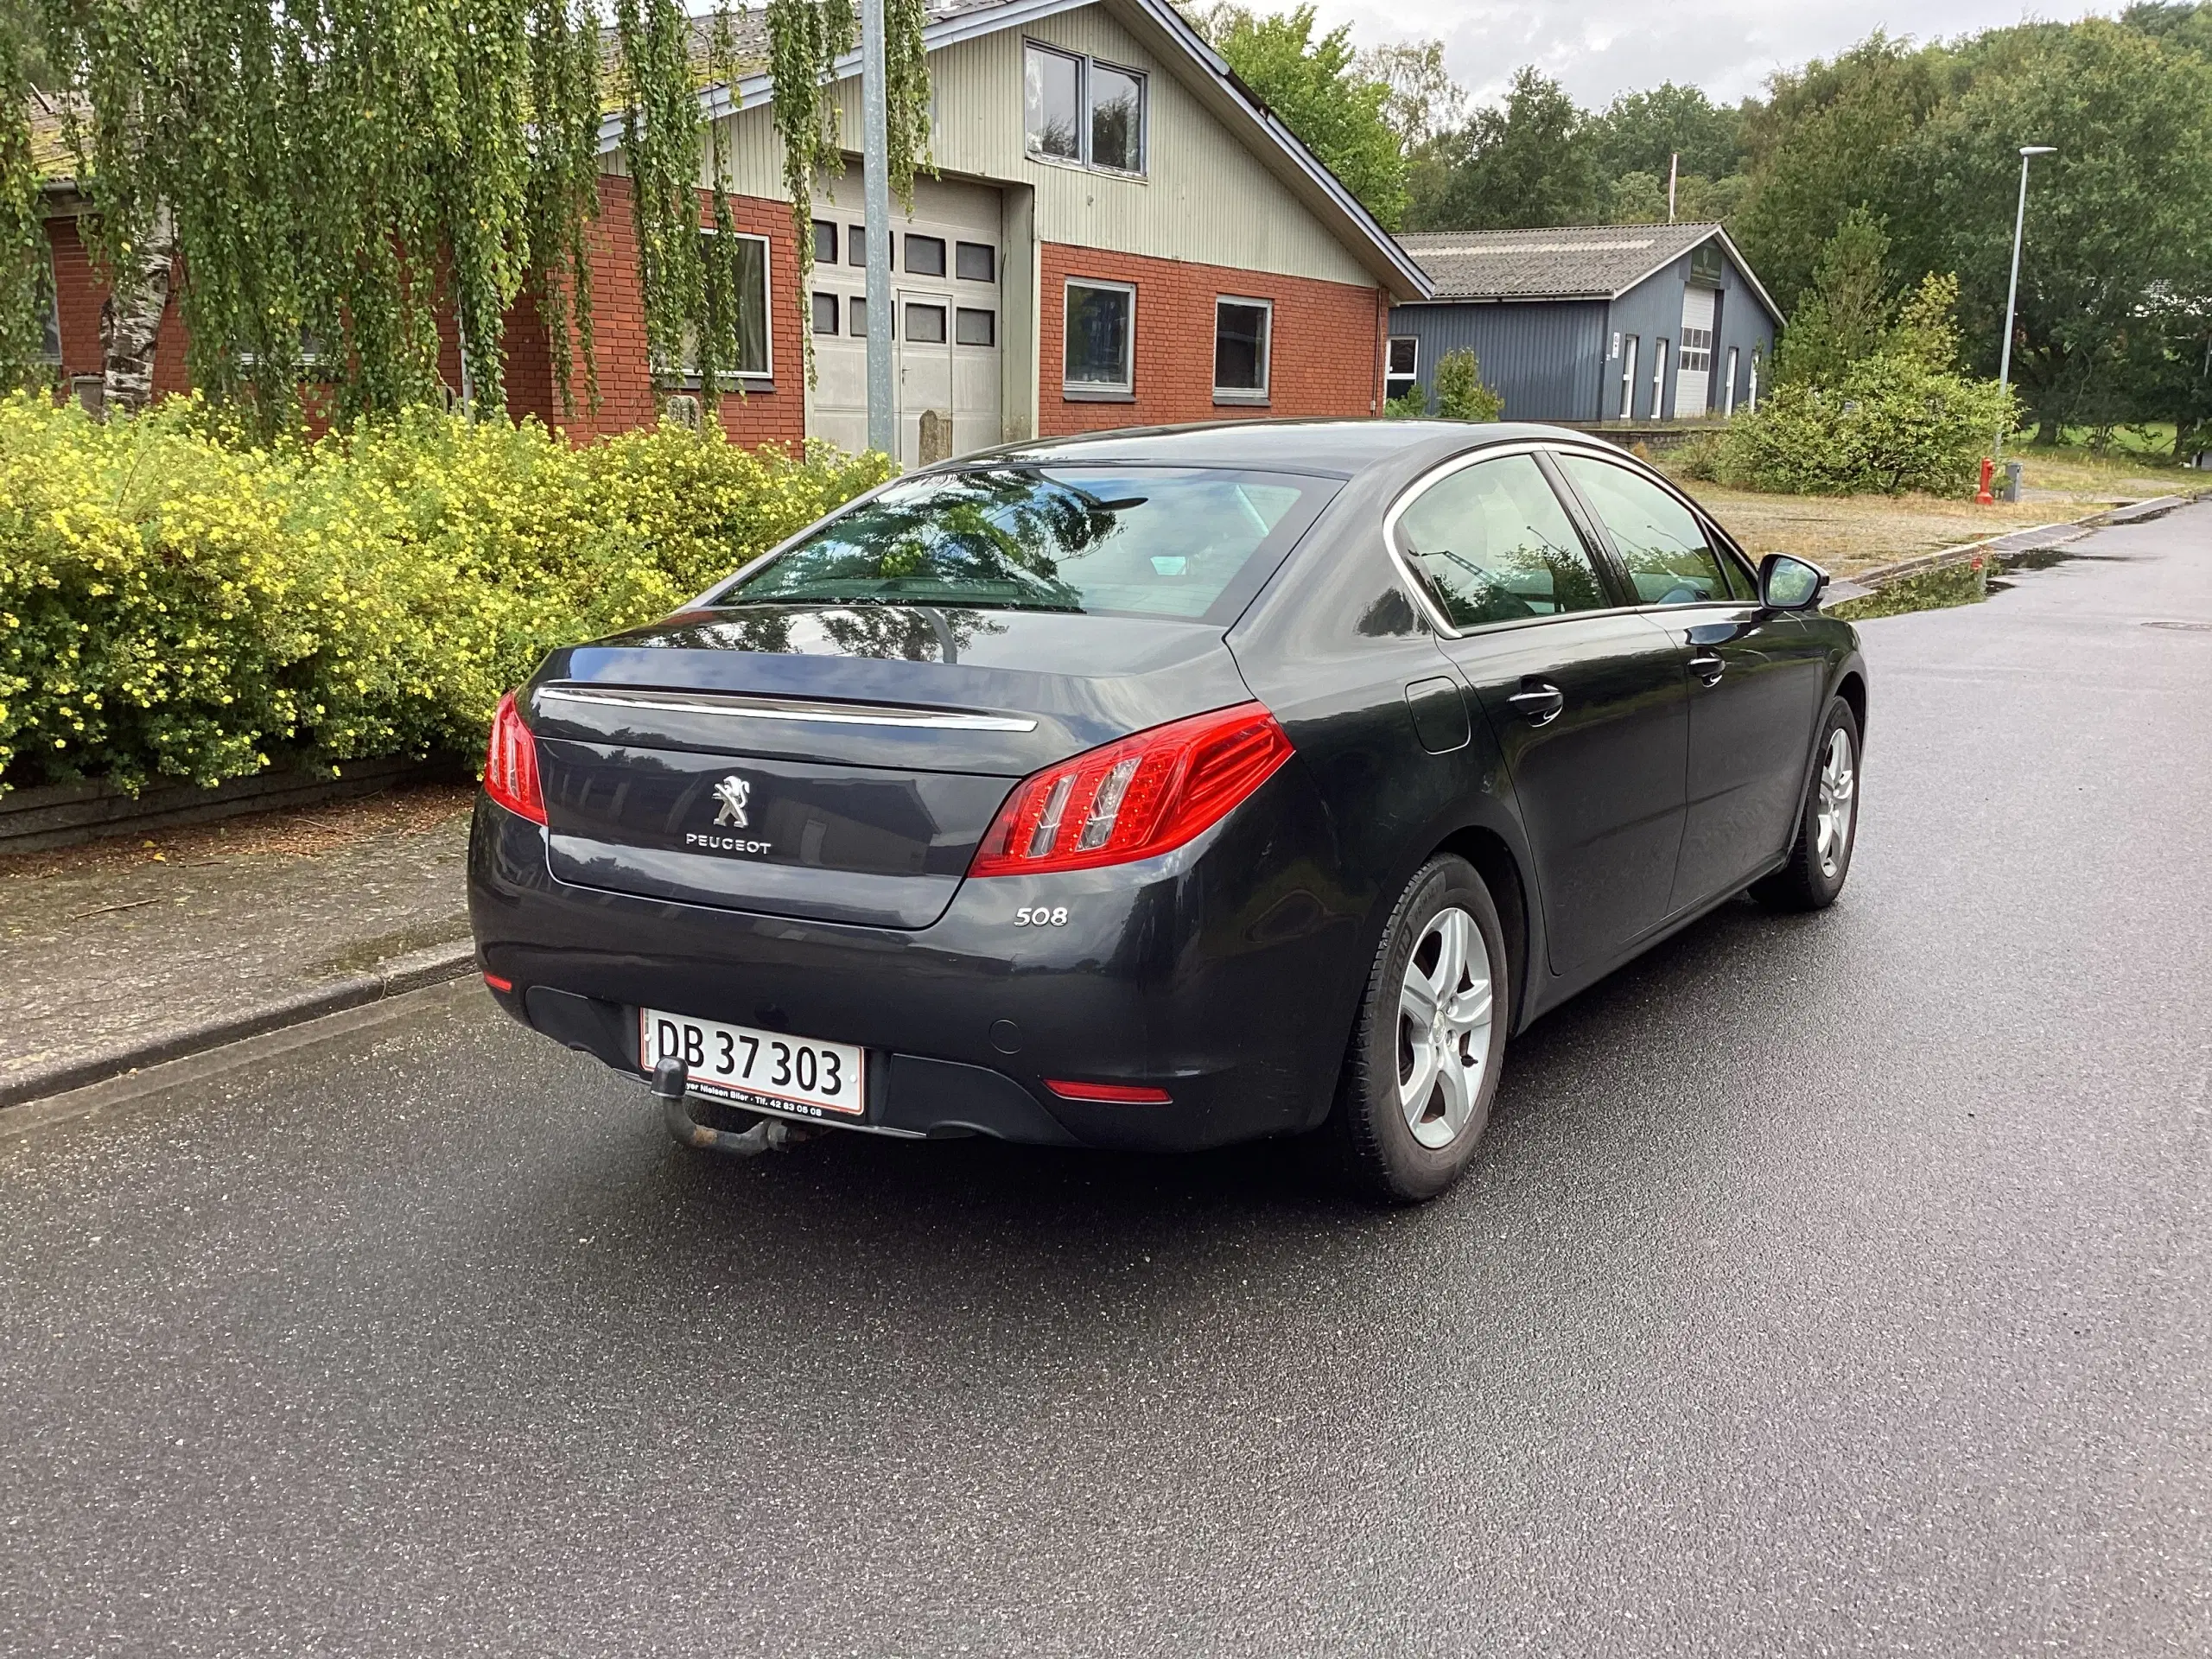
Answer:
[597, 0, 1433, 301]
[1395, 222, 1780, 322]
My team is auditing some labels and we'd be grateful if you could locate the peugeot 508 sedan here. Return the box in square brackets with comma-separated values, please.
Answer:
[469, 420, 1866, 1202]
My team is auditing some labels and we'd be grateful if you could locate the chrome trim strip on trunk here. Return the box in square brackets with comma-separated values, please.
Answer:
[536, 685, 1039, 733]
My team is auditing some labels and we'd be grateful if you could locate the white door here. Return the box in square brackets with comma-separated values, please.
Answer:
[807, 170, 1001, 462]
[1674, 286, 1715, 418]
[897, 289, 955, 467]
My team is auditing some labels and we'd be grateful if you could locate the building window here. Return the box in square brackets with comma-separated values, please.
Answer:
[904, 233, 946, 277]
[849, 296, 868, 336]
[813, 220, 837, 264]
[1723, 346, 1739, 416]
[1649, 337, 1668, 414]
[957, 307, 995, 346]
[682, 231, 770, 382]
[848, 225, 866, 266]
[811, 292, 839, 336]
[1680, 324, 1713, 378]
[1025, 42, 1146, 175]
[904, 302, 947, 344]
[1090, 64, 1144, 173]
[1618, 334, 1638, 418]
[956, 241, 995, 283]
[1064, 278, 1134, 395]
[1385, 335, 1417, 402]
[1213, 297, 1270, 402]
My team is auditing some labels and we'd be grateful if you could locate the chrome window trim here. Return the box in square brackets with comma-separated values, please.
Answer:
[1380, 438, 1635, 640]
[537, 686, 1039, 733]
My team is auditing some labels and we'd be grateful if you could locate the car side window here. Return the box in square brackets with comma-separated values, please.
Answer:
[1395, 454, 1610, 629]
[1556, 454, 1733, 606]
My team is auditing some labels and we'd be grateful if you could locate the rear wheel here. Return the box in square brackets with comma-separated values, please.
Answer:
[1324, 855, 1509, 1205]
[1752, 696, 1860, 912]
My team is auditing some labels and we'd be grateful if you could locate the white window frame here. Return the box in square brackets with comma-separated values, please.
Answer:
[1062, 276, 1135, 399]
[1723, 346, 1739, 416]
[36, 244, 60, 367]
[1385, 334, 1419, 403]
[684, 228, 774, 388]
[1649, 337, 1668, 416]
[1212, 295, 1272, 404]
[1618, 334, 1637, 419]
[1024, 41, 1147, 178]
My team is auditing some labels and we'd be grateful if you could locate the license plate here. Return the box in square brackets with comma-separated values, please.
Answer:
[639, 1008, 866, 1118]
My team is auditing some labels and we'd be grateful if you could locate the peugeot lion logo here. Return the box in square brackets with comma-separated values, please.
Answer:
[687, 774, 772, 855]
[712, 774, 751, 828]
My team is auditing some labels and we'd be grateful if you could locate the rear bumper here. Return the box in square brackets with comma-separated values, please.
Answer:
[467, 784, 1365, 1153]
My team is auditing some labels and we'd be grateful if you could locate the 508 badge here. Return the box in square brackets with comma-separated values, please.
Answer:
[1014, 906, 1070, 926]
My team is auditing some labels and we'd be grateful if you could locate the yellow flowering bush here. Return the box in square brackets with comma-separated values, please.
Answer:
[0, 395, 892, 792]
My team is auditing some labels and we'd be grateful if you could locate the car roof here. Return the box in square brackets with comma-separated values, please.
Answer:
[960, 419, 1606, 479]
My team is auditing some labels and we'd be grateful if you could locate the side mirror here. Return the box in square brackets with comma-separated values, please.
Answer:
[1759, 553, 1828, 611]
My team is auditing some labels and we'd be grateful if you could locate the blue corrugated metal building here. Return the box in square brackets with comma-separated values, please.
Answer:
[1386, 223, 1782, 423]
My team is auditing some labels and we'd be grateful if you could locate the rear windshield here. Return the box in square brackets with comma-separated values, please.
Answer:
[713, 465, 1338, 621]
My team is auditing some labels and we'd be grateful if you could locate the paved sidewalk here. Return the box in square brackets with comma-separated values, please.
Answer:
[0, 786, 476, 1104]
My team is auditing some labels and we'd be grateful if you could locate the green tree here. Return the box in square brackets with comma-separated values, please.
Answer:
[1408, 66, 1603, 231]
[1591, 82, 1745, 181]
[1353, 38, 1465, 156]
[2120, 2, 2212, 57]
[1773, 208, 1897, 388]
[1199, 5, 1408, 228]
[1904, 19, 2212, 442]
[1732, 35, 1955, 315]
[1432, 347, 1503, 421]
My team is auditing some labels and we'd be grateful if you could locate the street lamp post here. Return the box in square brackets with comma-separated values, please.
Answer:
[1995, 144, 2056, 467]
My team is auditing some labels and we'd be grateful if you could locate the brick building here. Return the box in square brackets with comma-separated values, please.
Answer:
[35, 0, 1431, 458]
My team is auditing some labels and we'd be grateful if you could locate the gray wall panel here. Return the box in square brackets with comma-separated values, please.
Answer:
[1382, 299, 1607, 422]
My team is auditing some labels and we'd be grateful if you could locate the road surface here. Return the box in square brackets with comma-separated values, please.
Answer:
[4, 505, 2209, 1656]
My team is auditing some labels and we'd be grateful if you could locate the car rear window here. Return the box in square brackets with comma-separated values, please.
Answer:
[713, 466, 1338, 621]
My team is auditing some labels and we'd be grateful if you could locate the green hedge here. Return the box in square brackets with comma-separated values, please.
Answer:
[1714, 357, 2015, 497]
[0, 395, 892, 793]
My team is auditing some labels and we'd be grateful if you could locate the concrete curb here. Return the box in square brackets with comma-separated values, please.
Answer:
[0, 938, 476, 1111]
[1847, 491, 2205, 591]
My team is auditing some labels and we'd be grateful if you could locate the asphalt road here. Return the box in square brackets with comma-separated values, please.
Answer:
[5, 505, 2210, 1657]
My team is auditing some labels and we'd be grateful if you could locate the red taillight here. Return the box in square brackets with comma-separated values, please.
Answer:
[1046, 1079, 1173, 1104]
[969, 702, 1293, 877]
[482, 972, 514, 994]
[484, 690, 547, 825]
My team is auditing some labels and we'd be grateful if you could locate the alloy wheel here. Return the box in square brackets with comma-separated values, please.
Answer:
[1815, 728, 1856, 880]
[1395, 906, 1494, 1149]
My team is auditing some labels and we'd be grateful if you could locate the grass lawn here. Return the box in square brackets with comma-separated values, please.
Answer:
[1661, 440, 2196, 579]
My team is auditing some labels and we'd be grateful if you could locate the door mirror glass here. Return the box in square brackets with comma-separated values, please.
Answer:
[1759, 553, 1826, 610]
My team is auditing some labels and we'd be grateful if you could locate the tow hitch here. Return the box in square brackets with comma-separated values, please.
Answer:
[651, 1058, 809, 1158]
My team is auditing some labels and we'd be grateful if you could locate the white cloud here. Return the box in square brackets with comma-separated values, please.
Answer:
[1317, 0, 2115, 109]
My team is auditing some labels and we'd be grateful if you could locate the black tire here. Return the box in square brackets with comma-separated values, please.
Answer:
[1323, 854, 1510, 1205]
[1751, 695, 1861, 912]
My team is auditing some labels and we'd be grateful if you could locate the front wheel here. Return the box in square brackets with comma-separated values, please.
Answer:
[1323, 855, 1510, 1205]
[1752, 696, 1861, 912]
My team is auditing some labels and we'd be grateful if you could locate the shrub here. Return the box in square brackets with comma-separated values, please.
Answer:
[0, 396, 891, 792]
[1670, 430, 1725, 481]
[1432, 348, 1504, 423]
[1717, 356, 2015, 496]
[1382, 391, 1427, 420]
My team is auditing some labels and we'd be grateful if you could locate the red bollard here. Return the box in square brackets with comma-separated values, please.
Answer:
[1975, 455, 1995, 505]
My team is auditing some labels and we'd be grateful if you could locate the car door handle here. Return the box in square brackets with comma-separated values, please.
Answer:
[1688, 650, 1725, 686]
[1508, 681, 1565, 727]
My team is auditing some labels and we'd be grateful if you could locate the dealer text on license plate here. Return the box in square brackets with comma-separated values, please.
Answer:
[639, 1009, 865, 1118]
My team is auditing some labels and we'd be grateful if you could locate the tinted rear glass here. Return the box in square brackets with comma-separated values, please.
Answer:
[715, 467, 1336, 620]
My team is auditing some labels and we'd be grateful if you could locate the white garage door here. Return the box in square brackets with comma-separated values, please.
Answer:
[808, 172, 1002, 466]
[1673, 285, 1715, 419]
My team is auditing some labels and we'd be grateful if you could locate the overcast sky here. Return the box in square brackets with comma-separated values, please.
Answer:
[1313, 0, 2118, 109]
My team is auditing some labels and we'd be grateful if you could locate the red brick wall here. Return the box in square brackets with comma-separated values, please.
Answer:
[43, 215, 190, 394]
[1038, 244, 1385, 435]
[505, 175, 805, 452]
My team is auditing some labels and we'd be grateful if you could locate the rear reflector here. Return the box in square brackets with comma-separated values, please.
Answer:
[482, 972, 514, 994]
[484, 690, 547, 824]
[969, 702, 1292, 877]
[1045, 1079, 1173, 1104]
